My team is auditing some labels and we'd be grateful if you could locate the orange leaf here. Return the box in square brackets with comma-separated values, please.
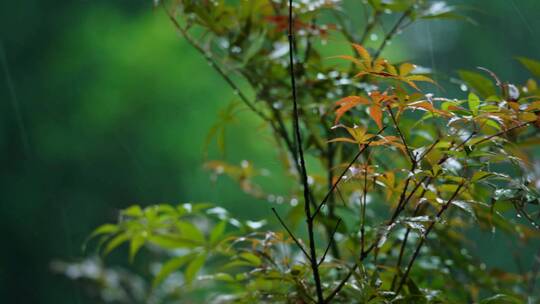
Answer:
[352, 44, 372, 64]
[369, 105, 383, 129]
[335, 96, 370, 123]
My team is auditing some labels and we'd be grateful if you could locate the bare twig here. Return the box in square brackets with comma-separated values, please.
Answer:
[373, 6, 415, 60]
[271, 208, 311, 260]
[394, 182, 465, 295]
[318, 218, 342, 266]
[162, 5, 270, 123]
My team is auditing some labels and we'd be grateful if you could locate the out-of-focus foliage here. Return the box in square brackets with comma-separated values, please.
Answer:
[52, 0, 540, 303]
[3, 0, 540, 303]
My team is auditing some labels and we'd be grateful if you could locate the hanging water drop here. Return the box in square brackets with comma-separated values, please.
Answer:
[460, 84, 468, 91]
[370, 33, 379, 41]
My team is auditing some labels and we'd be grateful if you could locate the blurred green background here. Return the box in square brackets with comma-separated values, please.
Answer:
[1, 0, 539, 303]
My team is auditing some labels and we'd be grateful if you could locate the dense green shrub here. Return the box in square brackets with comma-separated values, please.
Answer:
[56, 0, 540, 303]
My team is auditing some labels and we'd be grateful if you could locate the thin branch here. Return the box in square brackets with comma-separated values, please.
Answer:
[287, 1, 323, 302]
[387, 105, 415, 164]
[373, 5, 415, 60]
[318, 219, 342, 266]
[473, 121, 531, 146]
[360, 157, 369, 255]
[324, 264, 358, 303]
[312, 127, 387, 219]
[162, 5, 270, 123]
[271, 208, 311, 260]
[394, 182, 465, 295]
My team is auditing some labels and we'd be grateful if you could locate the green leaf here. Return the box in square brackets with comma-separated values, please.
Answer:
[89, 224, 118, 238]
[185, 253, 207, 284]
[103, 233, 129, 256]
[209, 221, 227, 246]
[468, 92, 480, 116]
[148, 235, 199, 249]
[152, 253, 196, 288]
[458, 70, 497, 98]
[516, 57, 540, 78]
[177, 221, 205, 243]
[122, 205, 143, 217]
[472, 171, 492, 182]
[129, 235, 145, 263]
[239, 252, 261, 266]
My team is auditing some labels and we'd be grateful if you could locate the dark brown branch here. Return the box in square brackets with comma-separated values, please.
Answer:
[271, 208, 311, 260]
[318, 219, 342, 266]
[287, 1, 323, 302]
[387, 105, 415, 164]
[373, 6, 415, 60]
[394, 182, 465, 295]
[312, 127, 387, 219]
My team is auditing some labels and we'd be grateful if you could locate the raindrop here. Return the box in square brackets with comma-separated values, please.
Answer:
[507, 84, 520, 100]
[276, 196, 284, 204]
[290, 198, 299, 206]
[460, 84, 468, 91]
[267, 194, 276, 203]
[272, 101, 283, 109]
[370, 33, 379, 41]
[231, 46, 242, 54]
[241, 160, 249, 168]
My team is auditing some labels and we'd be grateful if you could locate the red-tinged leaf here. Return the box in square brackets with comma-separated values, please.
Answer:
[408, 101, 451, 117]
[352, 43, 372, 64]
[369, 105, 383, 129]
[370, 71, 397, 78]
[399, 63, 416, 76]
[354, 71, 369, 78]
[334, 96, 370, 123]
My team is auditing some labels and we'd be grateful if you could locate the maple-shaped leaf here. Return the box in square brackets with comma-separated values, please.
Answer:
[334, 91, 395, 128]
[329, 125, 375, 145]
[334, 96, 370, 123]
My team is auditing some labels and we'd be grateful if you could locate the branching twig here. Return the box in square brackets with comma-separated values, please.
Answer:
[318, 218, 342, 266]
[312, 127, 387, 219]
[271, 208, 311, 260]
[373, 5, 415, 60]
[287, 1, 324, 302]
[394, 181, 465, 295]
[162, 4, 270, 123]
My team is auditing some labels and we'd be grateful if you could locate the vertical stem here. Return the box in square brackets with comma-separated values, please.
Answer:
[287, 1, 324, 302]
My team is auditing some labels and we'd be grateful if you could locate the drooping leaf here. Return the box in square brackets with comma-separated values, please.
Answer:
[152, 253, 196, 288]
[185, 253, 207, 284]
